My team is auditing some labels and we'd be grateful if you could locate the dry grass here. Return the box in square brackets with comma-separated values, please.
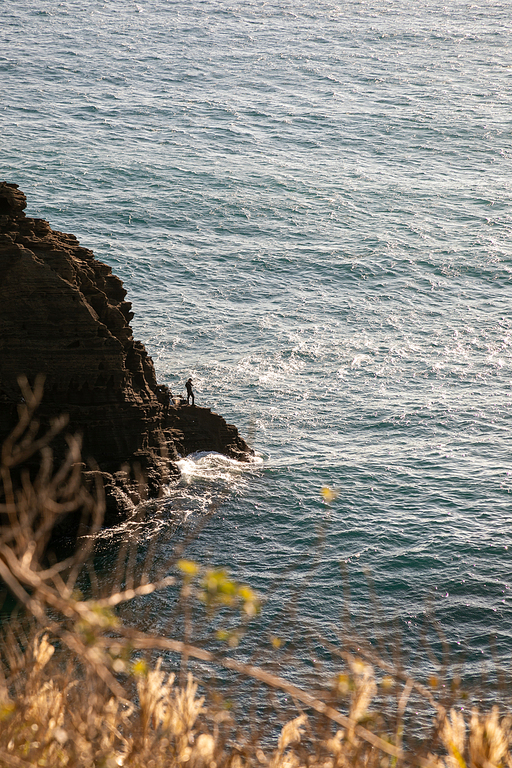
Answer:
[0, 378, 510, 768]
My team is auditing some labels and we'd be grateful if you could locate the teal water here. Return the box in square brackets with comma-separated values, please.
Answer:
[2, 0, 512, 692]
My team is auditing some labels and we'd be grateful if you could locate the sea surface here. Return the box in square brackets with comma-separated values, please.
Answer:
[3, 0, 512, 701]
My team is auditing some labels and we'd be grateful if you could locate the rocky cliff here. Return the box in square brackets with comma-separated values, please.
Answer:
[0, 182, 252, 524]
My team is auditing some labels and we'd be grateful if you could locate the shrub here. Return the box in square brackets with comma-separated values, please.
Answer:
[0, 379, 509, 768]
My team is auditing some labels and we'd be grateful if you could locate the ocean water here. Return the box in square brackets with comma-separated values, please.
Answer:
[3, 0, 512, 695]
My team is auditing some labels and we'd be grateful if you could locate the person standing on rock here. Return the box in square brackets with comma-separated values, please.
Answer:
[186, 378, 195, 406]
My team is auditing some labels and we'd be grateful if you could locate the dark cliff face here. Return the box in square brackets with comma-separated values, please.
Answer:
[0, 182, 252, 519]
[0, 182, 165, 475]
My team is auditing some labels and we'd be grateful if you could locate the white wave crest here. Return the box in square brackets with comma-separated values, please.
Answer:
[177, 451, 262, 485]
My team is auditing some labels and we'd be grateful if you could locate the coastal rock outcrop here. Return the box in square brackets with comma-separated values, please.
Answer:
[0, 182, 252, 524]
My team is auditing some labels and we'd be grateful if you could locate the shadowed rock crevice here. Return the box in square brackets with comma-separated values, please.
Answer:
[0, 182, 253, 525]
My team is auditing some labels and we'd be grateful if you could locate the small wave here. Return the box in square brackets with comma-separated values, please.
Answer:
[177, 450, 262, 485]
[92, 452, 262, 548]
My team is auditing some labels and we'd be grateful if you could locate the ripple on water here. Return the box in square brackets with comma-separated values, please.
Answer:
[3, 0, 512, 688]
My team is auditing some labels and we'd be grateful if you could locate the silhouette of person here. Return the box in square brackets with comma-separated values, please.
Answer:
[185, 378, 194, 406]
[156, 384, 171, 414]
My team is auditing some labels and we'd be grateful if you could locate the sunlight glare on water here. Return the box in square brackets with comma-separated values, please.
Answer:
[2, 0, 512, 686]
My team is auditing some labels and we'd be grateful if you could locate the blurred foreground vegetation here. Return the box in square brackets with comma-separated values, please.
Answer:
[0, 380, 510, 768]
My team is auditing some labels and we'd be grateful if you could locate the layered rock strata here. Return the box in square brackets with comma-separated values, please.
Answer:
[0, 182, 252, 525]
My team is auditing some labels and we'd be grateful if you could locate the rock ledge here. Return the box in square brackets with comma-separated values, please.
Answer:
[0, 182, 252, 526]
